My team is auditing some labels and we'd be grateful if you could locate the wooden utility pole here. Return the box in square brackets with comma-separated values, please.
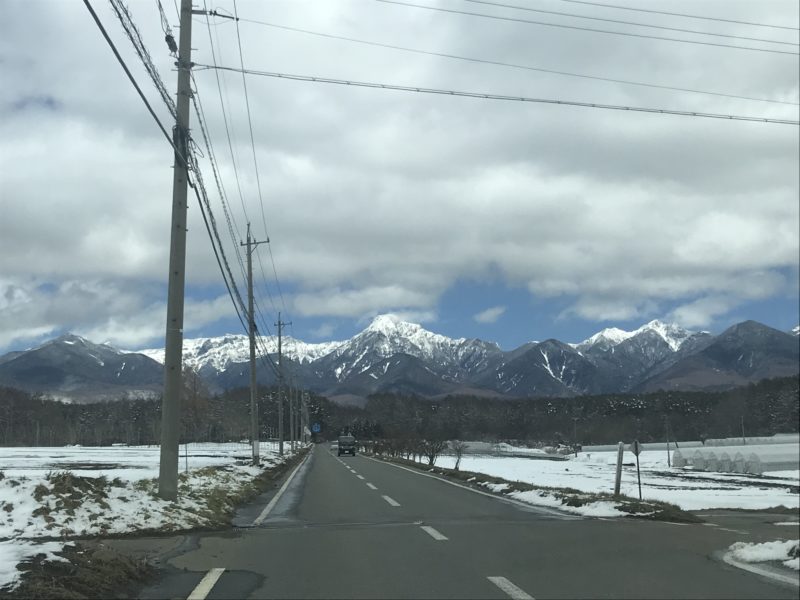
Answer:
[158, 0, 193, 501]
[241, 223, 266, 465]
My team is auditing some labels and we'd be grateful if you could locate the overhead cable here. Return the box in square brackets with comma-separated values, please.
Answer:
[461, 0, 797, 46]
[83, 0, 187, 165]
[372, 0, 799, 55]
[194, 64, 800, 125]
[108, 0, 178, 117]
[240, 19, 797, 106]
[232, 1, 293, 328]
[556, 0, 800, 31]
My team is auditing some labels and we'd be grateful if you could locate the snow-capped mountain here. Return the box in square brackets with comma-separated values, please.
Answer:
[792, 325, 799, 336]
[1, 317, 797, 401]
[576, 320, 695, 353]
[315, 314, 502, 384]
[139, 334, 344, 374]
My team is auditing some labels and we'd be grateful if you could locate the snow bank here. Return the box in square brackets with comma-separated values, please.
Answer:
[729, 540, 799, 571]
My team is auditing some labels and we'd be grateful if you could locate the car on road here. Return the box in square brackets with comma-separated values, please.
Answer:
[337, 435, 356, 456]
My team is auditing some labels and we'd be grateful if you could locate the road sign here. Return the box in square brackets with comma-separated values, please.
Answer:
[631, 440, 643, 500]
[312, 422, 321, 433]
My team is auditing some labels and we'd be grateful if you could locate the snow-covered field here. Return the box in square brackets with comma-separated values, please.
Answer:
[436, 448, 800, 512]
[0, 442, 296, 590]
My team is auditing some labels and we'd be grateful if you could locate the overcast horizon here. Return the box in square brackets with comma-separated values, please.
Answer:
[1, 0, 798, 356]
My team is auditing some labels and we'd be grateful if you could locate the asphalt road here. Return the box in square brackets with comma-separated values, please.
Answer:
[131, 445, 798, 599]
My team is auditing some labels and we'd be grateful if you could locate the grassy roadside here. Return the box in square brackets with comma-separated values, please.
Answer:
[371, 454, 702, 523]
[0, 448, 309, 600]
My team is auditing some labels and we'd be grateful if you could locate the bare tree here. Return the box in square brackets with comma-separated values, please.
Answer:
[422, 439, 448, 466]
[450, 440, 467, 471]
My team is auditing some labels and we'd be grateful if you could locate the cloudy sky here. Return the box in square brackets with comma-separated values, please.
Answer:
[1, 0, 798, 354]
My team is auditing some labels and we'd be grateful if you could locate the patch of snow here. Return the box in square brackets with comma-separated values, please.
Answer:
[0, 540, 69, 590]
[729, 540, 799, 571]
[434, 452, 799, 511]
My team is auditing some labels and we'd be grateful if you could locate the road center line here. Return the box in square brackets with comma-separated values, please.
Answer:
[366, 483, 378, 490]
[487, 576, 535, 600]
[356, 474, 365, 480]
[382, 495, 401, 507]
[420, 525, 448, 540]
[187, 568, 225, 600]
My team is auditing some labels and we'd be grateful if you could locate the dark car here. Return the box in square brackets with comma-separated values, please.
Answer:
[337, 435, 356, 456]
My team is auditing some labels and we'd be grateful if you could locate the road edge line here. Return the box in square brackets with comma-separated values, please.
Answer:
[253, 453, 310, 525]
[721, 552, 799, 588]
[187, 568, 225, 600]
[362, 455, 573, 519]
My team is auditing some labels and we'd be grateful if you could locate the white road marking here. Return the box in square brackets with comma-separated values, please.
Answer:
[253, 454, 309, 526]
[420, 525, 448, 541]
[487, 576, 535, 600]
[718, 527, 749, 534]
[382, 495, 401, 507]
[357, 475, 365, 480]
[362, 455, 574, 519]
[366, 483, 378, 490]
[187, 568, 225, 600]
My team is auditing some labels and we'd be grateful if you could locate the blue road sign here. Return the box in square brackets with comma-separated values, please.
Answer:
[312, 422, 321, 433]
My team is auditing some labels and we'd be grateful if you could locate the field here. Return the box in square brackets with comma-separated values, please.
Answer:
[436, 447, 799, 512]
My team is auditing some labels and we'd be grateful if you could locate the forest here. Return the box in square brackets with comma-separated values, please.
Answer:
[0, 374, 797, 448]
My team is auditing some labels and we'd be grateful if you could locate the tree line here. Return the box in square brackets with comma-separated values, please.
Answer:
[0, 375, 796, 447]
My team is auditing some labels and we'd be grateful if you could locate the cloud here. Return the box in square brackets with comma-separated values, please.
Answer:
[0, 0, 797, 350]
[309, 322, 336, 339]
[473, 305, 506, 324]
[668, 296, 738, 329]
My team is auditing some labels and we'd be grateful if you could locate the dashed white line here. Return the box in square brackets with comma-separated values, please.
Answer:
[356, 474, 365, 480]
[187, 568, 225, 600]
[487, 576, 535, 600]
[382, 495, 401, 507]
[420, 525, 448, 541]
[366, 483, 378, 490]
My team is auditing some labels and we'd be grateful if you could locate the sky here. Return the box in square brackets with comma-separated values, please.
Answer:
[1, 0, 798, 354]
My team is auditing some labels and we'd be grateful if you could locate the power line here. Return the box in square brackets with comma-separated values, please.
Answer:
[372, 0, 799, 56]
[108, 0, 177, 117]
[239, 18, 797, 106]
[556, 0, 800, 32]
[88, 0, 279, 380]
[82, 0, 187, 165]
[232, 0, 269, 244]
[203, 2, 251, 233]
[460, 0, 797, 46]
[231, 1, 293, 329]
[194, 64, 800, 126]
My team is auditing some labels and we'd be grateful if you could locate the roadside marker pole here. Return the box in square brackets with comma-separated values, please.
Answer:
[613, 441, 624, 497]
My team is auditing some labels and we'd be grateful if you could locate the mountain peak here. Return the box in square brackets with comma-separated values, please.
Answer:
[365, 313, 423, 337]
[579, 319, 693, 353]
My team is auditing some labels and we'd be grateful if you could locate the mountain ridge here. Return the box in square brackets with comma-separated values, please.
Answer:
[0, 316, 797, 402]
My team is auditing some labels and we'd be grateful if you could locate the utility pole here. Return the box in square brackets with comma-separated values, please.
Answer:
[275, 313, 291, 456]
[158, 0, 193, 502]
[241, 223, 266, 465]
[290, 383, 297, 452]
